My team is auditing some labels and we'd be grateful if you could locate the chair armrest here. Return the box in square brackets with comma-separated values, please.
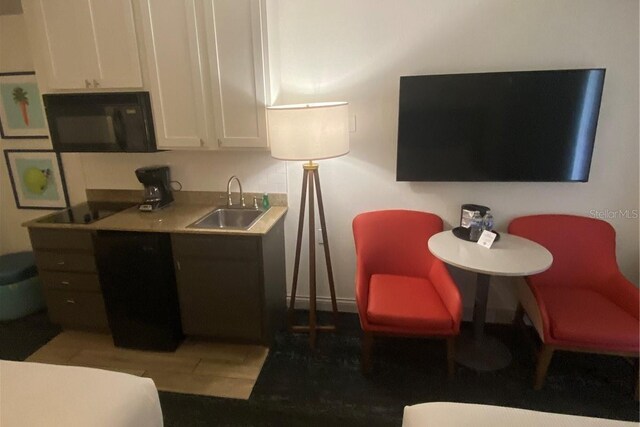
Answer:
[428, 260, 462, 330]
[600, 273, 640, 320]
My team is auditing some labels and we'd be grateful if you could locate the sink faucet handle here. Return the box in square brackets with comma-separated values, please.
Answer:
[240, 195, 246, 208]
[252, 196, 259, 210]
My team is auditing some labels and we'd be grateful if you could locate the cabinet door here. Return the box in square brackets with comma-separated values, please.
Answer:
[88, 0, 142, 88]
[172, 234, 263, 340]
[138, 0, 213, 148]
[23, 0, 141, 90]
[175, 258, 262, 340]
[205, 0, 269, 148]
[24, 0, 100, 89]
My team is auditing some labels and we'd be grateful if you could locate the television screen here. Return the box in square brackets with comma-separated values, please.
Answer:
[396, 69, 605, 182]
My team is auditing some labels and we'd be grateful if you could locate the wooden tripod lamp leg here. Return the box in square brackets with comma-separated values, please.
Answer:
[288, 162, 338, 349]
[288, 169, 309, 328]
[313, 168, 339, 325]
[307, 168, 317, 349]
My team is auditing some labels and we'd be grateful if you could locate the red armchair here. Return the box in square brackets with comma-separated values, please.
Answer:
[508, 214, 639, 393]
[352, 210, 462, 375]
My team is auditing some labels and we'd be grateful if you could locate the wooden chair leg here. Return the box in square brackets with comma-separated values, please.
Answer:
[361, 331, 373, 374]
[534, 345, 554, 390]
[446, 337, 456, 379]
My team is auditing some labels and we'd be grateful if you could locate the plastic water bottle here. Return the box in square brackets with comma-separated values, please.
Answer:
[469, 211, 483, 241]
[482, 210, 494, 231]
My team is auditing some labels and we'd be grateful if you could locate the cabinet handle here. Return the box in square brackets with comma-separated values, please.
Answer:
[93, 79, 100, 88]
[66, 299, 76, 304]
[176, 260, 181, 271]
[85, 79, 91, 88]
[60, 281, 70, 285]
[57, 261, 66, 266]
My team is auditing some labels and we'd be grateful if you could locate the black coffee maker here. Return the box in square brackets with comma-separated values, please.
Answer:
[135, 165, 174, 212]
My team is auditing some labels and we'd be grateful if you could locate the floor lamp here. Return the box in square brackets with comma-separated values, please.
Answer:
[267, 102, 350, 349]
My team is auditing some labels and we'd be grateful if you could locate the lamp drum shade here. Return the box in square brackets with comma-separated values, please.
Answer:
[267, 102, 349, 161]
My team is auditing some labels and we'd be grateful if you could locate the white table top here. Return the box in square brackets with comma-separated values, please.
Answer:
[428, 230, 553, 276]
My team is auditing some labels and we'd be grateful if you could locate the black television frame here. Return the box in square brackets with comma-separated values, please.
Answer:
[396, 68, 606, 182]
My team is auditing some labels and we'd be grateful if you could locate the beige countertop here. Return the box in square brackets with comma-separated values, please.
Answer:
[23, 199, 288, 236]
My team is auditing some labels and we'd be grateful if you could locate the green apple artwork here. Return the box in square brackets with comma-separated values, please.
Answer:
[15, 158, 59, 201]
[23, 167, 50, 194]
[4, 149, 69, 209]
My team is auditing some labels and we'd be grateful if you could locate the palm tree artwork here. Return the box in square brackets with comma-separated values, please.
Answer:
[12, 86, 30, 126]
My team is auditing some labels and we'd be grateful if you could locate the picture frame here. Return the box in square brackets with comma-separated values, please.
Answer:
[3, 149, 70, 210]
[0, 72, 48, 139]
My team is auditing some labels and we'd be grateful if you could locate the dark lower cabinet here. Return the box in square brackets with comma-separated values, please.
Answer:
[171, 219, 286, 344]
[29, 228, 109, 332]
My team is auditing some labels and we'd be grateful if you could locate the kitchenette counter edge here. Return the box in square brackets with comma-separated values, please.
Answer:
[23, 204, 288, 236]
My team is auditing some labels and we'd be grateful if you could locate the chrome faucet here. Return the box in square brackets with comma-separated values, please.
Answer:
[226, 175, 245, 207]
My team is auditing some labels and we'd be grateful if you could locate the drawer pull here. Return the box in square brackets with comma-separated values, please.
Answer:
[57, 261, 66, 266]
[66, 299, 76, 304]
[60, 281, 70, 285]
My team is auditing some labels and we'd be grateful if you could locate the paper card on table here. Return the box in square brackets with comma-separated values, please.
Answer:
[477, 230, 497, 249]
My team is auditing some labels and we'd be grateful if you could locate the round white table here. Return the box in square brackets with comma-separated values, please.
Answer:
[428, 230, 553, 371]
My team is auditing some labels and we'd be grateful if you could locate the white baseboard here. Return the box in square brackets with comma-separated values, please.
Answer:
[287, 295, 516, 324]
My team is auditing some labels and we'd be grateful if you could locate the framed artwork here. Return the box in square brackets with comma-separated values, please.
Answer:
[3, 149, 70, 210]
[0, 72, 48, 139]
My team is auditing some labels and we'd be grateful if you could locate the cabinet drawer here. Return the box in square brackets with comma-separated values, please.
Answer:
[172, 234, 258, 260]
[43, 289, 109, 331]
[39, 271, 101, 292]
[35, 251, 97, 273]
[29, 229, 94, 251]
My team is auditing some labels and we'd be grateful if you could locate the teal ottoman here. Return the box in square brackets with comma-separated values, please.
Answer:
[0, 252, 44, 321]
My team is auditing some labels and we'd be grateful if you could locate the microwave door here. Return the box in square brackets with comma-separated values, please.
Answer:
[54, 115, 121, 152]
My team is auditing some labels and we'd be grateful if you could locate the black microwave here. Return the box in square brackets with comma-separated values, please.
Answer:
[43, 92, 157, 152]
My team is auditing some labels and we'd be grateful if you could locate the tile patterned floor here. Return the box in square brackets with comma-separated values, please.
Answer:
[26, 331, 268, 400]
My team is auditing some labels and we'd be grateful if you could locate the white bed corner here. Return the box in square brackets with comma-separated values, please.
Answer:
[402, 402, 637, 427]
[0, 360, 163, 427]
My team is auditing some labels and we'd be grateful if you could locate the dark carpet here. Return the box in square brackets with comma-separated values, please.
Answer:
[1, 311, 638, 426]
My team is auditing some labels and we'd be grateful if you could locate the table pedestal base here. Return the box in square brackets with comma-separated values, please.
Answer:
[454, 330, 512, 371]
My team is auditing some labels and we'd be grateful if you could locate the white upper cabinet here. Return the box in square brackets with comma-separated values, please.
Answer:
[23, 0, 142, 91]
[138, 0, 212, 149]
[205, 0, 269, 149]
[138, 0, 269, 150]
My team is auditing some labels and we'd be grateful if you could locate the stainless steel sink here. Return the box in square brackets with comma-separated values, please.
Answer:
[188, 207, 267, 230]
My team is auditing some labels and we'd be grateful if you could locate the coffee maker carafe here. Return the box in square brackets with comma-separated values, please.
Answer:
[135, 165, 174, 212]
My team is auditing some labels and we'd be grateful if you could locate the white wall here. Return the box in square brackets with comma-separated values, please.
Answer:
[270, 0, 639, 317]
[79, 151, 287, 194]
[2, 1, 637, 320]
[0, 14, 85, 254]
[0, 14, 50, 254]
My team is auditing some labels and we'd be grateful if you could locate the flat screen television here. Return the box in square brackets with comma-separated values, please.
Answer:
[396, 69, 605, 182]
